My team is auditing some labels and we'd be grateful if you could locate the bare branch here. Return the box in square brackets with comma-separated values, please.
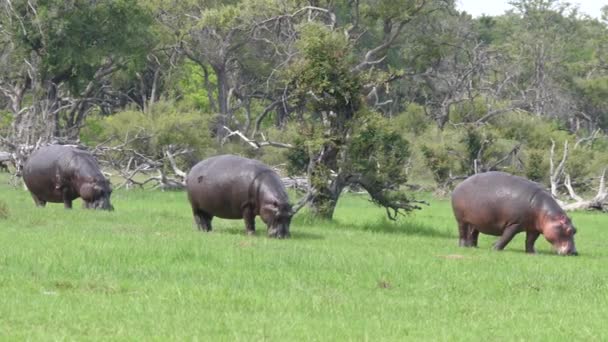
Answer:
[564, 174, 584, 202]
[549, 139, 568, 197]
[221, 126, 293, 149]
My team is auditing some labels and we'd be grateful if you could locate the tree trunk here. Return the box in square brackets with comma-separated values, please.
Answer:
[213, 64, 230, 140]
[308, 191, 340, 219]
[306, 144, 344, 219]
[10, 81, 60, 145]
[215, 65, 229, 116]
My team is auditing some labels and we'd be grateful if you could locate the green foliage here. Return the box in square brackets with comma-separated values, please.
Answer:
[290, 22, 361, 113]
[525, 150, 546, 182]
[199, 4, 243, 31]
[494, 112, 569, 149]
[393, 103, 430, 135]
[160, 60, 217, 112]
[90, 101, 213, 159]
[79, 115, 105, 146]
[347, 110, 410, 184]
[285, 139, 309, 177]
[0, 111, 11, 136]
[421, 144, 452, 186]
[565, 148, 596, 192]
[10, 0, 155, 92]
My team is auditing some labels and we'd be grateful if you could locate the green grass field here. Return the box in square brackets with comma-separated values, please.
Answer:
[1, 174, 607, 340]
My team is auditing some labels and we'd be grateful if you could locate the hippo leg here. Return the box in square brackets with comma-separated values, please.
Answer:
[193, 209, 212, 232]
[493, 224, 521, 251]
[525, 231, 540, 254]
[31, 194, 46, 207]
[60, 188, 73, 209]
[63, 199, 73, 209]
[458, 221, 471, 247]
[469, 228, 480, 247]
[242, 206, 256, 236]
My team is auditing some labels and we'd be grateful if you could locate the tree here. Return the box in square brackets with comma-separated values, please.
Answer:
[0, 0, 154, 148]
[284, 17, 433, 219]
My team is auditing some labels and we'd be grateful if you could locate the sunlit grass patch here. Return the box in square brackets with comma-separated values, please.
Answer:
[0, 174, 606, 340]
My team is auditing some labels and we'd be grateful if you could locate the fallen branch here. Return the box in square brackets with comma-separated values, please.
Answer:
[561, 169, 608, 211]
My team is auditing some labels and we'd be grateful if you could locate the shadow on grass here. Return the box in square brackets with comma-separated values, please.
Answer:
[293, 213, 456, 239]
[357, 218, 455, 239]
[208, 224, 324, 240]
[500, 248, 581, 257]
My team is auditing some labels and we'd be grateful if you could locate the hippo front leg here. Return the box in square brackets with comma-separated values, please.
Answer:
[31, 194, 46, 207]
[63, 199, 73, 209]
[193, 209, 212, 232]
[493, 224, 521, 251]
[525, 231, 540, 254]
[61, 188, 72, 209]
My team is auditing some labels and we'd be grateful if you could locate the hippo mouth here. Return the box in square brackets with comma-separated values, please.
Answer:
[268, 225, 291, 239]
[556, 243, 578, 256]
[85, 198, 114, 211]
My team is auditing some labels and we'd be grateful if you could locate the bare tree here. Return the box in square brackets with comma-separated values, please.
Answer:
[548, 139, 608, 211]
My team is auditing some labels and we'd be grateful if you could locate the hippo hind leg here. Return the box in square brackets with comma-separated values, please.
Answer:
[193, 209, 213, 232]
[31, 194, 46, 208]
[468, 228, 480, 247]
[458, 221, 474, 247]
[494, 223, 522, 251]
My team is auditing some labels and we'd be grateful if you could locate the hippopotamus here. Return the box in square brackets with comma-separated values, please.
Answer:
[23, 145, 114, 210]
[451, 171, 577, 255]
[186, 155, 293, 238]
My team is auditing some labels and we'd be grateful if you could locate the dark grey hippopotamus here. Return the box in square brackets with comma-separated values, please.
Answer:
[186, 155, 293, 238]
[23, 145, 114, 210]
[451, 171, 577, 255]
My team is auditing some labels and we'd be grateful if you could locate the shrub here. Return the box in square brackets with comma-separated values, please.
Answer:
[91, 101, 214, 162]
[525, 150, 546, 182]
[393, 103, 430, 136]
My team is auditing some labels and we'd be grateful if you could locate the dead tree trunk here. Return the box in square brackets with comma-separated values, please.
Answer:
[548, 139, 608, 211]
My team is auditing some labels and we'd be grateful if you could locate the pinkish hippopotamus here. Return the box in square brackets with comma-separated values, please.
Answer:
[451, 171, 577, 255]
[186, 155, 293, 238]
[23, 145, 114, 210]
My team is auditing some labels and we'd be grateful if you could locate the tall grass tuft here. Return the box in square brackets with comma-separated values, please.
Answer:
[0, 199, 8, 219]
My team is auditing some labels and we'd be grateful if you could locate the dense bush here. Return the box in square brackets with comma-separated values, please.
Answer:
[81, 101, 214, 160]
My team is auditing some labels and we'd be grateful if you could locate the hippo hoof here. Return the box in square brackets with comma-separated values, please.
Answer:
[246, 230, 256, 236]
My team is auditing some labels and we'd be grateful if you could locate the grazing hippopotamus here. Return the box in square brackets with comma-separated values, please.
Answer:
[451, 171, 577, 255]
[23, 145, 114, 210]
[186, 155, 293, 238]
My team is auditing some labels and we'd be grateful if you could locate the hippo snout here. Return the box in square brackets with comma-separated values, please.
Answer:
[268, 225, 291, 239]
[556, 243, 578, 256]
[86, 197, 114, 211]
